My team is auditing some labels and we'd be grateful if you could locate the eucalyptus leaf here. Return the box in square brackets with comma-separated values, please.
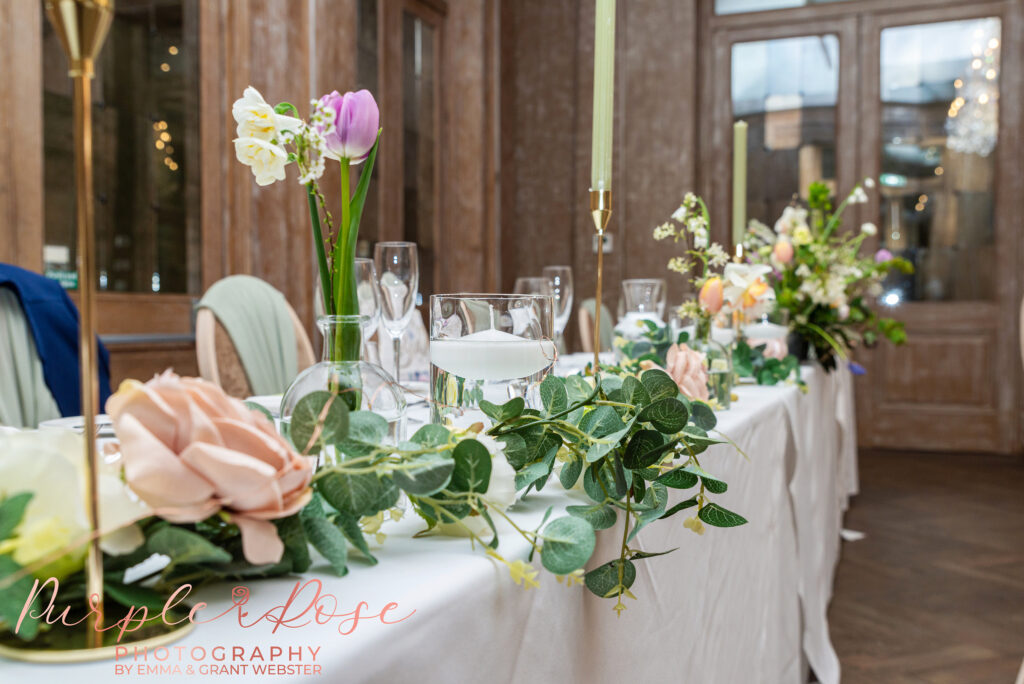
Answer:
[450, 439, 492, 494]
[275, 514, 311, 573]
[0, 556, 39, 640]
[0, 492, 32, 541]
[148, 526, 232, 568]
[698, 503, 748, 527]
[392, 453, 455, 496]
[317, 471, 395, 518]
[628, 483, 668, 542]
[104, 581, 170, 613]
[346, 411, 390, 444]
[497, 433, 529, 469]
[540, 516, 596, 575]
[629, 548, 677, 561]
[410, 423, 452, 447]
[622, 430, 665, 469]
[640, 368, 679, 401]
[301, 516, 349, 576]
[514, 460, 552, 491]
[657, 467, 699, 489]
[289, 391, 349, 453]
[564, 375, 594, 404]
[584, 559, 636, 598]
[567, 504, 617, 530]
[637, 397, 690, 434]
[333, 512, 378, 564]
[579, 405, 625, 439]
[660, 496, 698, 520]
[681, 464, 727, 494]
[480, 397, 525, 423]
[689, 401, 717, 431]
[621, 375, 651, 407]
[540, 375, 568, 416]
[559, 454, 583, 489]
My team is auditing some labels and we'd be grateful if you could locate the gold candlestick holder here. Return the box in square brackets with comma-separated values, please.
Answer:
[0, 0, 193, 662]
[590, 189, 611, 372]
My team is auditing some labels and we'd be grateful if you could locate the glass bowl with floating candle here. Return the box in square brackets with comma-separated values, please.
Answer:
[429, 294, 556, 425]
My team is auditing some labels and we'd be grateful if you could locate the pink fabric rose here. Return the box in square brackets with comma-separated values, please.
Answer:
[106, 371, 313, 565]
[750, 337, 788, 360]
[640, 343, 709, 401]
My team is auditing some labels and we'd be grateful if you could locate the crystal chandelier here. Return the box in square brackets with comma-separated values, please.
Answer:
[946, 20, 1000, 158]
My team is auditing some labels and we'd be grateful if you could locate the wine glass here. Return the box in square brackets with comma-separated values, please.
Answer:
[374, 242, 419, 381]
[620, 278, 666, 319]
[354, 257, 381, 363]
[542, 265, 573, 350]
[513, 276, 553, 297]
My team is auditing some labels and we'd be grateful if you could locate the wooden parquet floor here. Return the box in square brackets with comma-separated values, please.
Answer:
[828, 449, 1024, 683]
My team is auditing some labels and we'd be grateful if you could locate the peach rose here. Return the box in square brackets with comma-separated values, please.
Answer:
[106, 371, 313, 565]
[699, 276, 724, 315]
[772, 240, 794, 264]
[640, 343, 709, 401]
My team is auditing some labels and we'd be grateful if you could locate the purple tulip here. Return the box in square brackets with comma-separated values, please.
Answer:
[874, 248, 893, 263]
[316, 89, 379, 163]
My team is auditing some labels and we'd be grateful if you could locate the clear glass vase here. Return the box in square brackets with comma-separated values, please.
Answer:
[695, 316, 733, 410]
[280, 315, 407, 443]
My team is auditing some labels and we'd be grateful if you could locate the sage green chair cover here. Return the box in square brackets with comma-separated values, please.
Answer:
[0, 287, 61, 427]
[580, 297, 615, 352]
[197, 275, 298, 396]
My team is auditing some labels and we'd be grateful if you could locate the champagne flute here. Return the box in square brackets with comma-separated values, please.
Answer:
[355, 257, 381, 363]
[375, 242, 419, 381]
[542, 265, 573, 350]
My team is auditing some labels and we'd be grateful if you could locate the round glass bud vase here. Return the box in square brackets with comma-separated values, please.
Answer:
[694, 317, 733, 410]
[280, 315, 407, 444]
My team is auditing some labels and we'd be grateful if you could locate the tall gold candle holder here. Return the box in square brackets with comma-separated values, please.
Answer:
[0, 0, 193, 662]
[590, 189, 611, 372]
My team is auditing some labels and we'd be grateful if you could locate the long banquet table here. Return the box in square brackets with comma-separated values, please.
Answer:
[3, 363, 857, 684]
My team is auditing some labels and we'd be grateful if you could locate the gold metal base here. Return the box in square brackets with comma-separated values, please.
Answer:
[589, 189, 612, 372]
[0, 615, 194, 664]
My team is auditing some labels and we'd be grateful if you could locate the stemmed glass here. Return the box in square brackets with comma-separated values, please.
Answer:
[542, 265, 573, 350]
[513, 276, 553, 297]
[374, 241, 419, 381]
[354, 258, 381, 363]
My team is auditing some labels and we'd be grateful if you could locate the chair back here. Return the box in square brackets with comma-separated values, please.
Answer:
[0, 287, 61, 427]
[195, 276, 314, 398]
[578, 297, 615, 353]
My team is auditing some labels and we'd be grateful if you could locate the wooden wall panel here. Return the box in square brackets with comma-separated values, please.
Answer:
[0, 0, 43, 271]
[500, 0, 699, 349]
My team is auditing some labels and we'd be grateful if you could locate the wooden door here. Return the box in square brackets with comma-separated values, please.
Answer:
[703, 0, 1022, 453]
[856, 3, 1021, 452]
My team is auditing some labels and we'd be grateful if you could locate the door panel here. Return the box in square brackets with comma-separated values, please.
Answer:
[857, 5, 1019, 453]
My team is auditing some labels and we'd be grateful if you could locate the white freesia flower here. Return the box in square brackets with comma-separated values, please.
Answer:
[860, 222, 878, 236]
[849, 186, 868, 204]
[774, 206, 808, 235]
[670, 205, 687, 222]
[435, 435, 517, 539]
[231, 86, 302, 142]
[234, 137, 289, 186]
[864, 177, 876, 188]
[0, 428, 149, 580]
[722, 262, 775, 316]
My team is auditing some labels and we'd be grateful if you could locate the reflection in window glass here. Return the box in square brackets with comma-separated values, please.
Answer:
[732, 35, 839, 229]
[716, 0, 847, 15]
[402, 13, 437, 297]
[879, 18, 1000, 302]
[42, 1, 200, 294]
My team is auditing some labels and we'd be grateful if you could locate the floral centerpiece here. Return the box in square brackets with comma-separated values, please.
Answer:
[743, 180, 913, 370]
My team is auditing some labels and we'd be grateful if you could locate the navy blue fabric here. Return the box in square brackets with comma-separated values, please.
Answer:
[0, 264, 112, 417]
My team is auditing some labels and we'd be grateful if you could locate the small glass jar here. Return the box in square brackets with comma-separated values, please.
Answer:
[694, 315, 733, 409]
[280, 315, 407, 444]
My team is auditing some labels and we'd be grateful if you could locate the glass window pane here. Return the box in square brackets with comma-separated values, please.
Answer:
[716, 0, 848, 16]
[732, 35, 840, 228]
[402, 13, 437, 297]
[42, 0, 200, 294]
[879, 18, 1000, 302]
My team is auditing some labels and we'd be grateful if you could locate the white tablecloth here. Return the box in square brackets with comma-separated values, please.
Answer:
[3, 365, 857, 684]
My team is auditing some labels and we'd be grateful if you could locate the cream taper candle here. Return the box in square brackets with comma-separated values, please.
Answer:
[590, 0, 616, 191]
[732, 120, 748, 247]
